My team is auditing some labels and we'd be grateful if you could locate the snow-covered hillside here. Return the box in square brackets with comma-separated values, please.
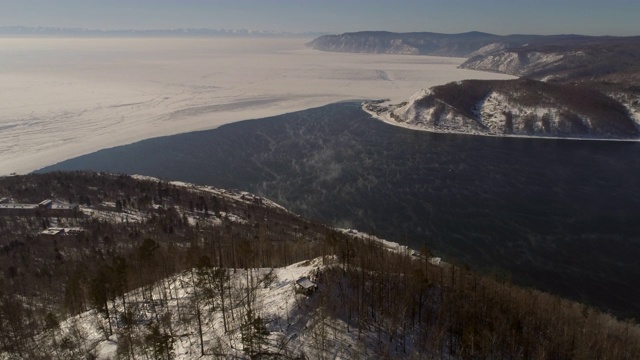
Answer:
[42, 257, 364, 359]
[465, 42, 508, 58]
[364, 80, 640, 140]
[3, 172, 640, 360]
[133, 175, 287, 212]
[32, 246, 449, 360]
[459, 41, 640, 84]
[0, 172, 444, 359]
[461, 50, 572, 78]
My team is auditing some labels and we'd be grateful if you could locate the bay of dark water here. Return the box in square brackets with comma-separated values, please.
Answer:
[38, 102, 640, 319]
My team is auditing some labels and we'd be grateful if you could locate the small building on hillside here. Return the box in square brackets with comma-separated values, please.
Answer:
[295, 277, 318, 295]
[40, 227, 84, 239]
[41, 228, 64, 236]
[39, 199, 53, 209]
[49, 203, 81, 217]
[0, 200, 80, 217]
[0, 203, 39, 216]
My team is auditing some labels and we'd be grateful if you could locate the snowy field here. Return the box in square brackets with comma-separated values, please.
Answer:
[0, 37, 514, 175]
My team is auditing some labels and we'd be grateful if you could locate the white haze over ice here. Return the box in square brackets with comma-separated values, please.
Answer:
[0, 37, 514, 175]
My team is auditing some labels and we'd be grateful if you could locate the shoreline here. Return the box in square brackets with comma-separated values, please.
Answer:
[362, 102, 640, 143]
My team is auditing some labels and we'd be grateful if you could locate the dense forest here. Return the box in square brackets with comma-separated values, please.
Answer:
[0, 172, 639, 359]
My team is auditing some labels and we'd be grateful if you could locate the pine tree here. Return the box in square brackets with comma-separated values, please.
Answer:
[241, 308, 269, 358]
[89, 267, 112, 337]
[145, 322, 174, 360]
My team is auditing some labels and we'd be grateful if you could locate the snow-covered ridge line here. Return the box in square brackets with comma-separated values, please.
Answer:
[337, 228, 443, 266]
[131, 174, 287, 211]
[337, 228, 413, 254]
[131, 174, 443, 263]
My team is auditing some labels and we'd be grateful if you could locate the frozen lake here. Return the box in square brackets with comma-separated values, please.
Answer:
[0, 37, 514, 175]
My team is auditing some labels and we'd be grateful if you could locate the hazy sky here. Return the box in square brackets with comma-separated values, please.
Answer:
[1, 0, 639, 36]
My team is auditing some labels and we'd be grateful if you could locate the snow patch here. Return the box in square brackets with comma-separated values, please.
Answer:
[466, 42, 507, 58]
[463, 50, 565, 76]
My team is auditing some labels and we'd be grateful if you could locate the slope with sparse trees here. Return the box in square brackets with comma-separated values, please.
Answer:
[1, 172, 639, 359]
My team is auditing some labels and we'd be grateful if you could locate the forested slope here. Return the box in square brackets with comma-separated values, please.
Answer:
[0, 172, 638, 359]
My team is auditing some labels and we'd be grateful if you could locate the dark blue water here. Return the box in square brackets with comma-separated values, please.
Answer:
[38, 102, 640, 319]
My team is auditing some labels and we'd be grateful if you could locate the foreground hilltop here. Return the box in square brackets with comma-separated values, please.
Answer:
[0, 172, 639, 359]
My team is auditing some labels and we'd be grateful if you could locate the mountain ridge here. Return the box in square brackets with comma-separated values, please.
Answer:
[0, 25, 325, 37]
[364, 79, 640, 139]
[306, 31, 636, 57]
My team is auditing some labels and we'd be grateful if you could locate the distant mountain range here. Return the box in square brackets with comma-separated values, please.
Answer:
[0, 26, 325, 37]
[310, 31, 640, 139]
[307, 31, 640, 57]
[308, 30, 640, 85]
[460, 39, 640, 83]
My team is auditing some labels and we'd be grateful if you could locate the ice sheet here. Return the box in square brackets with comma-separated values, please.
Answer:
[0, 37, 514, 175]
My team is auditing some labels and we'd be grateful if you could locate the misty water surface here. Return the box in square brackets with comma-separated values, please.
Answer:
[39, 102, 640, 319]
